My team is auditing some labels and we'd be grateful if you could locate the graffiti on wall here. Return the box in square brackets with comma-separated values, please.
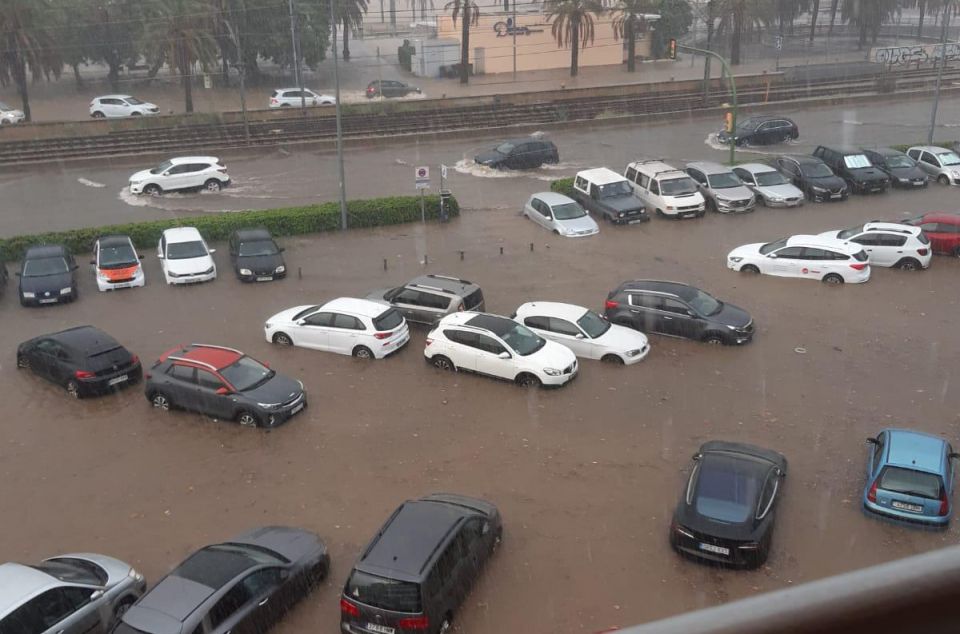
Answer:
[871, 42, 960, 65]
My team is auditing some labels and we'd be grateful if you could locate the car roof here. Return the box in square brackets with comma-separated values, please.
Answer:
[885, 429, 947, 473]
[358, 499, 475, 581]
[164, 344, 243, 371]
[908, 145, 954, 153]
[134, 574, 217, 624]
[96, 94, 135, 100]
[860, 221, 922, 235]
[408, 274, 477, 293]
[97, 234, 133, 248]
[735, 162, 780, 174]
[915, 212, 960, 224]
[616, 280, 698, 301]
[46, 325, 120, 354]
[576, 167, 628, 184]
[686, 161, 734, 175]
[320, 297, 390, 318]
[531, 191, 577, 206]
[741, 114, 791, 124]
[862, 147, 905, 157]
[816, 145, 868, 155]
[506, 137, 550, 145]
[785, 234, 863, 253]
[0, 563, 57, 618]
[233, 227, 273, 241]
[162, 226, 204, 242]
[167, 156, 220, 165]
[171, 545, 261, 592]
[23, 244, 68, 258]
[515, 301, 588, 321]
[779, 154, 825, 165]
[276, 87, 315, 92]
[628, 160, 687, 176]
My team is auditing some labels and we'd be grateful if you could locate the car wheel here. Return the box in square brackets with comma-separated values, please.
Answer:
[281, 103, 291, 108]
[352, 345, 374, 360]
[16, 354, 28, 369]
[237, 410, 260, 428]
[439, 616, 452, 633]
[272, 332, 293, 346]
[515, 373, 541, 388]
[65, 380, 81, 399]
[702, 334, 724, 345]
[92, 111, 105, 119]
[143, 184, 162, 197]
[655, 208, 664, 217]
[601, 354, 624, 364]
[938, 174, 950, 185]
[706, 198, 717, 213]
[432, 355, 456, 371]
[131, 111, 142, 116]
[150, 391, 172, 411]
[954, 246, 960, 258]
[897, 258, 922, 271]
[741, 264, 760, 274]
[204, 179, 222, 193]
[822, 273, 844, 285]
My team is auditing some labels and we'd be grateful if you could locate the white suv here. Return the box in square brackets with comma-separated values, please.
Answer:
[425, 312, 578, 388]
[513, 302, 649, 365]
[129, 157, 230, 196]
[818, 222, 931, 270]
[269, 88, 336, 108]
[727, 235, 870, 284]
[89, 95, 159, 118]
[0, 101, 25, 125]
[624, 160, 706, 218]
[157, 227, 217, 284]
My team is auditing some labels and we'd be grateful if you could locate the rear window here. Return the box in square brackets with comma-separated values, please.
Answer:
[464, 288, 484, 310]
[373, 308, 404, 331]
[345, 570, 422, 613]
[852, 250, 868, 262]
[86, 345, 131, 371]
[879, 466, 942, 500]
[917, 232, 930, 245]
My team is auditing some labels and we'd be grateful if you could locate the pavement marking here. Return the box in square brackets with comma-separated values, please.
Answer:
[77, 177, 106, 188]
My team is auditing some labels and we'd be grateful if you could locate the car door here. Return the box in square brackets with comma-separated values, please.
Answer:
[867, 431, 887, 481]
[755, 122, 775, 144]
[769, 246, 804, 277]
[778, 159, 802, 187]
[17, 586, 101, 634]
[919, 151, 940, 176]
[47, 343, 77, 387]
[473, 334, 514, 379]
[458, 518, 487, 586]
[184, 163, 211, 189]
[100, 98, 120, 117]
[237, 568, 287, 633]
[627, 292, 663, 334]
[546, 316, 594, 358]
[330, 313, 365, 354]
[205, 580, 258, 634]
[294, 311, 334, 350]
[161, 164, 191, 191]
[165, 364, 200, 412]
[390, 288, 425, 323]
[195, 369, 235, 419]
[851, 233, 886, 265]
[534, 198, 555, 230]
[30, 338, 61, 382]
[874, 233, 907, 266]
[659, 298, 698, 338]
[732, 168, 756, 192]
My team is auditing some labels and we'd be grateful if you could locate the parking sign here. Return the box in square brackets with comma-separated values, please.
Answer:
[415, 166, 430, 189]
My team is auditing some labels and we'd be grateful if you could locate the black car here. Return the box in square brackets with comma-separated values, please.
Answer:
[604, 280, 753, 345]
[366, 79, 420, 98]
[341, 493, 502, 634]
[17, 244, 78, 306]
[771, 154, 848, 202]
[144, 343, 306, 428]
[670, 441, 787, 568]
[229, 227, 286, 282]
[861, 147, 930, 189]
[114, 526, 329, 634]
[717, 115, 798, 146]
[812, 145, 890, 194]
[474, 138, 559, 170]
[16, 326, 142, 398]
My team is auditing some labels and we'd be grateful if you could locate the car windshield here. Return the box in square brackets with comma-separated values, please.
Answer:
[552, 202, 587, 220]
[837, 225, 864, 240]
[166, 240, 208, 259]
[124, 97, 144, 105]
[806, 164, 834, 177]
[150, 160, 173, 175]
[879, 466, 942, 500]
[885, 155, 915, 169]
[501, 322, 546, 356]
[220, 356, 274, 391]
[346, 570, 422, 613]
[688, 289, 722, 316]
[707, 172, 742, 189]
[577, 310, 610, 338]
[759, 238, 789, 255]
[843, 154, 872, 169]
[755, 171, 789, 186]
[937, 151, 960, 166]
[0, 101, 10, 110]
[238, 239, 279, 256]
[99, 243, 138, 268]
[599, 181, 633, 197]
[495, 142, 515, 154]
[23, 256, 68, 276]
[33, 559, 107, 585]
[660, 177, 699, 195]
[695, 460, 759, 523]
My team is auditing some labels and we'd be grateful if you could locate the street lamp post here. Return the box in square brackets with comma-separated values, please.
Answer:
[928, 0, 953, 145]
[330, 0, 349, 230]
[681, 44, 738, 165]
[288, 0, 306, 110]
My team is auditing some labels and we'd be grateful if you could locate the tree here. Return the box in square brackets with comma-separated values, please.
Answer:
[612, 0, 656, 72]
[827, 0, 839, 34]
[0, 0, 62, 121]
[712, 0, 774, 65]
[841, 0, 898, 47]
[336, 0, 369, 60]
[445, 0, 479, 84]
[649, 0, 693, 59]
[78, 0, 143, 92]
[809, 0, 819, 41]
[544, 0, 605, 77]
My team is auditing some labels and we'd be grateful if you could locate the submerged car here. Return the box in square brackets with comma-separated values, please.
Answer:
[717, 115, 798, 146]
[863, 429, 958, 527]
[907, 145, 960, 185]
[157, 226, 217, 285]
[861, 147, 929, 188]
[0, 100, 25, 125]
[771, 155, 848, 202]
[812, 146, 889, 194]
[17, 244, 79, 306]
[727, 235, 870, 284]
[128, 156, 230, 196]
[522, 192, 599, 237]
[902, 211, 960, 256]
[670, 441, 787, 568]
[92, 235, 144, 291]
[89, 94, 159, 118]
[228, 227, 286, 282]
[817, 222, 931, 270]
[685, 161, 756, 213]
[732, 163, 804, 207]
[475, 138, 559, 170]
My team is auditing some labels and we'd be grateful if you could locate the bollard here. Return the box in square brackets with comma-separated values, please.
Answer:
[383, 258, 387, 271]
[530, 242, 534, 252]
[459, 250, 464, 261]
[424, 254, 429, 266]
[499, 246, 504, 255]
[298, 266, 302, 279]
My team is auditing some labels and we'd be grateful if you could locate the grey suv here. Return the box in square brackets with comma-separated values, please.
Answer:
[685, 162, 756, 213]
[367, 274, 485, 326]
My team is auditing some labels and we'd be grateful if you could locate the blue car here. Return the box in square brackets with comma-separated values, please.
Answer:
[863, 429, 958, 527]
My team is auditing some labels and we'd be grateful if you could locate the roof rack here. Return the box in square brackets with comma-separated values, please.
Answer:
[189, 343, 242, 355]
[427, 274, 471, 284]
[410, 284, 447, 293]
[166, 355, 218, 373]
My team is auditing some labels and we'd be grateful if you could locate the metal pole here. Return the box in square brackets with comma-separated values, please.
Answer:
[928, 0, 952, 145]
[288, 0, 305, 110]
[331, 0, 349, 230]
[512, 0, 517, 80]
[420, 189, 426, 223]
[682, 44, 737, 165]
[227, 17, 251, 144]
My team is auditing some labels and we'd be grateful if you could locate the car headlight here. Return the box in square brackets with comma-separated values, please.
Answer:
[811, 185, 827, 192]
[952, 170, 960, 178]
[239, 268, 252, 276]
[264, 322, 274, 329]
[129, 180, 142, 186]
[275, 265, 285, 274]
[665, 206, 675, 211]
[543, 368, 561, 376]
[729, 256, 743, 263]
[97, 271, 109, 280]
[22, 291, 35, 298]
[899, 177, 910, 183]
[60, 287, 72, 295]
[617, 212, 624, 218]
[129, 568, 144, 582]
[625, 349, 641, 357]
[726, 324, 737, 330]
[201, 267, 214, 275]
[257, 402, 281, 409]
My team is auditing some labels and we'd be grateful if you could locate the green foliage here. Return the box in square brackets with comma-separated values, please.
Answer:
[651, 0, 693, 58]
[550, 177, 575, 197]
[0, 195, 460, 262]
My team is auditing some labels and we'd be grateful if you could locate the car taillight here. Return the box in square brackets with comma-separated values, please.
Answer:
[340, 598, 360, 618]
[918, 248, 929, 256]
[849, 263, 868, 271]
[604, 299, 619, 310]
[75, 369, 95, 379]
[425, 338, 433, 346]
[270, 98, 278, 104]
[131, 354, 139, 366]
[939, 490, 950, 516]
[457, 302, 465, 311]
[867, 480, 878, 503]
[217, 167, 227, 173]
[374, 331, 392, 340]
[397, 616, 429, 630]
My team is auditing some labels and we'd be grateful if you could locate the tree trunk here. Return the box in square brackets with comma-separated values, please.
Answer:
[626, 20, 636, 72]
[13, 45, 31, 122]
[731, 1, 743, 65]
[809, 0, 819, 42]
[460, 5, 470, 84]
[72, 63, 83, 88]
[858, 20, 866, 49]
[343, 19, 351, 60]
[571, 21, 580, 76]
[147, 53, 166, 79]
[390, 0, 396, 31]
[107, 57, 121, 92]
[179, 42, 194, 113]
[918, 0, 926, 38]
[828, 0, 839, 35]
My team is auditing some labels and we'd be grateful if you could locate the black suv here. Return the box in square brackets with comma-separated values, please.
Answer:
[367, 274, 485, 326]
[812, 145, 890, 194]
[229, 227, 286, 282]
[771, 155, 848, 202]
[366, 79, 420, 98]
[475, 138, 559, 170]
[17, 244, 79, 306]
[861, 147, 929, 189]
[340, 493, 502, 634]
[16, 326, 142, 398]
[717, 114, 798, 146]
[604, 280, 754, 345]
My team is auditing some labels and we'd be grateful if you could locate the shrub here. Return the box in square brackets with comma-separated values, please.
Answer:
[550, 177, 575, 197]
[0, 194, 459, 261]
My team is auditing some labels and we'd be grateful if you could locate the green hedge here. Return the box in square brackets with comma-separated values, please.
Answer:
[0, 194, 459, 262]
[550, 177, 575, 197]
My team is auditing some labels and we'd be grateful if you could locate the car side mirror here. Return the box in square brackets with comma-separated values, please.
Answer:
[71, 264, 79, 271]
[692, 452, 702, 461]
[90, 590, 104, 601]
[296, 319, 307, 326]
[138, 254, 144, 259]
[215, 386, 232, 395]
[157, 253, 164, 259]
[949, 452, 960, 460]
[208, 248, 216, 254]
[767, 253, 778, 259]
[575, 333, 585, 339]
[89, 259, 96, 265]
[279, 247, 286, 252]
[686, 310, 696, 317]
[497, 351, 510, 359]
[866, 437, 879, 446]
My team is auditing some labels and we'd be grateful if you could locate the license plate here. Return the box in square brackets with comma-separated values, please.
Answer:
[830, 193, 842, 199]
[628, 219, 644, 225]
[38, 298, 58, 304]
[366, 625, 394, 634]
[108, 375, 128, 386]
[892, 500, 923, 513]
[256, 276, 272, 282]
[291, 402, 304, 415]
[699, 543, 730, 556]
[913, 181, 925, 186]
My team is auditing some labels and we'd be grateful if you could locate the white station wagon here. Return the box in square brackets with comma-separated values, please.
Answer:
[727, 234, 870, 284]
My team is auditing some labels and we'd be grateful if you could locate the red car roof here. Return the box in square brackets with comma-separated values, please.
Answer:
[919, 212, 960, 224]
[159, 344, 242, 370]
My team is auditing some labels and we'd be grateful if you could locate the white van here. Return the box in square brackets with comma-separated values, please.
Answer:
[624, 160, 706, 218]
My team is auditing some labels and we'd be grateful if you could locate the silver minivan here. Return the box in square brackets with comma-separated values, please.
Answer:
[907, 145, 960, 185]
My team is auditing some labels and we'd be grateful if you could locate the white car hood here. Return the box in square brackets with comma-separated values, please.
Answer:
[728, 243, 765, 259]
[165, 255, 213, 275]
[595, 323, 648, 350]
[527, 339, 577, 369]
[130, 168, 154, 182]
[557, 215, 599, 234]
[267, 305, 315, 325]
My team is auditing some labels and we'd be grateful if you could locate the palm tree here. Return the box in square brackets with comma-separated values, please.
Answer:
[141, 0, 219, 113]
[445, 0, 479, 84]
[0, 0, 61, 122]
[827, 0, 839, 34]
[712, 0, 774, 65]
[841, 0, 899, 47]
[611, 0, 655, 72]
[408, 0, 434, 21]
[545, 0, 605, 77]
[809, 0, 820, 41]
[336, 0, 369, 60]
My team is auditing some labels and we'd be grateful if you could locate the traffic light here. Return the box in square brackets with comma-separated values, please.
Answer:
[668, 38, 677, 60]
[724, 111, 734, 133]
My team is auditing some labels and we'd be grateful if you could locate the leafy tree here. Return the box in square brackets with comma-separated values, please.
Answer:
[612, 0, 657, 71]
[841, 0, 899, 47]
[445, 0, 479, 84]
[544, 0, 605, 77]
[649, 0, 692, 58]
[0, 0, 62, 121]
[336, 0, 369, 60]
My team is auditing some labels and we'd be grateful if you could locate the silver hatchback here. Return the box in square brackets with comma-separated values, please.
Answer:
[0, 554, 145, 633]
[907, 145, 960, 185]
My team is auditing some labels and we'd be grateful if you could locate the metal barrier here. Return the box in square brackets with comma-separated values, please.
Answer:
[618, 544, 960, 634]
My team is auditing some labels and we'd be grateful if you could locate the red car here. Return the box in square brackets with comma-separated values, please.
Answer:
[904, 212, 960, 256]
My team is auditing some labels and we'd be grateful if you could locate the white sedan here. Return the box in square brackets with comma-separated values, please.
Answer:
[523, 192, 599, 237]
[513, 301, 649, 364]
[264, 298, 410, 360]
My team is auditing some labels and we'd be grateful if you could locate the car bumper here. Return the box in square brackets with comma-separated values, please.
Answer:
[847, 268, 871, 284]
[542, 361, 578, 386]
[863, 500, 949, 527]
[893, 178, 929, 188]
[854, 182, 889, 194]
[21, 290, 74, 305]
[716, 201, 756, 213]
[662, 205, 706, 217]
[374, 329, 411, 359]
[78, 364, 143, 396]
[263, 395, 307, 427]
[670, 530, 761, 568]
[560, 228, 600, 237]
[621, 344, 650, 365]
[239, 270, 286, 283]
[615, 214, 650, 225]
[810, 190, 848, 202]
[97, 271, 145, 292]
[763, 197, 803, 208]
[166, 269, 216, 285]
